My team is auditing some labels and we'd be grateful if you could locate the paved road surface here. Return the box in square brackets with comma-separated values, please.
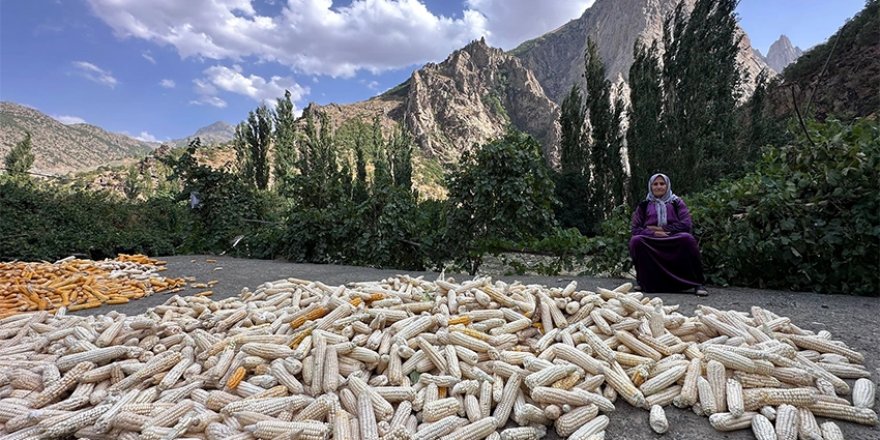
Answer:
[80, 255, 880, 440]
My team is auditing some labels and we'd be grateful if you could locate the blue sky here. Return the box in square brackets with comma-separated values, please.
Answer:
[0, 0, 867, 143]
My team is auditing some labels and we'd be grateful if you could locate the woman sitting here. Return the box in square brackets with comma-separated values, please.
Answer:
[629, 173, 708, 296]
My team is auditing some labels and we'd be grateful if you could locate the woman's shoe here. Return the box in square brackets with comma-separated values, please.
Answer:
[695, 287, 709, 297]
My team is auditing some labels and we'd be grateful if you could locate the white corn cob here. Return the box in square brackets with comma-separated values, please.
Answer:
[820, 421, 845, 440]
[639, 364, 687, 396]
[500, 426, 546, 440]
[649, 404, 668, 434]
[491, 373, 522, 426]
[797, 407, 823, 440]
[438, 416, 498, 440]
[751, 414, 776, 440]
[852, 378, 875, 409]
[554, 404, 598, 436]
[357, 391, 378, 440]
[568, 414, 609, 440]
[697, 376, 717, 415]
[775, 404, 800, 440]
[726, 378, 744, 418]
[422, 397, 462, 423]
[709, 412, 757, 431]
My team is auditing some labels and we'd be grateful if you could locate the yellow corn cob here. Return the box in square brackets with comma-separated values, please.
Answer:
[226, 366, 246, 389]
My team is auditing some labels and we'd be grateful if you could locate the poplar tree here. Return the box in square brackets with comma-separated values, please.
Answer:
[584, 38, 624, 223]
[234, 104, 273, 190]
[626, 41, 664, 202]
[4, 132, 35, 176]
[661, 0, 742, 192]
[273, 90, 297, 195]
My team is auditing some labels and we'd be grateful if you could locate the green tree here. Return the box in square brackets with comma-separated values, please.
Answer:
[583, 38, 624, 222]
[4, 132, 35, 176]
[122, 165, 141, 200]
[626, 41, 664, 202]
[555, 85, 591, 233]
[292, 110, 345, 209]
[559, 85, 586, 175]
[273, 91, 298, 195]
[661, 0, 742, 192]
[234, 104, 273, 190]
[445, 130, 558, 273]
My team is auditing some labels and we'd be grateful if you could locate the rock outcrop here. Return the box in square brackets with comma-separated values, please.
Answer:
[510, 0, 773, 104]
[305, 38, 560, 163]
[764, 35, 804, 74]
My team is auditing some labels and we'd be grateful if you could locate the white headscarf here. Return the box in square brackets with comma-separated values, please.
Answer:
[645, 173, 679, 226]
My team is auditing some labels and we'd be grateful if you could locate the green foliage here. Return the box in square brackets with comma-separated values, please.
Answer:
[583, 39, 626, 224]
[559, 85, 586, 175]
[691, 119, 879, 295]
[626, 41, 664, 203]
[445, 130, 559, 273]
[163, 139, 282, 253]
[273, 90, 298, 196]
[122, 165, 142, 200]
[4, 131, 35, 176]
[234, 105, 273, 190]
[659, 0, 743, 193]
[588, 119, 880, 295]
[0, 177, 192, 261]
[553, 172, 591, 234]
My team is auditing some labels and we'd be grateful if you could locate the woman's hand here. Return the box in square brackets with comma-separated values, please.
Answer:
[653, 230, 669, 237]
[647, 226, 663, 232]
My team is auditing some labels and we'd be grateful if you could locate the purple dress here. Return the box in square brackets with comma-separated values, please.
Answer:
[629, 199, 705, 293]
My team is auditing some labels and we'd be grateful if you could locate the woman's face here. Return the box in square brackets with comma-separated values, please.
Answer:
[651, 176, 668, 198]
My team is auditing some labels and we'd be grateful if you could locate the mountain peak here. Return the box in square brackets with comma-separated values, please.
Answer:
[766, 34, 804, 73]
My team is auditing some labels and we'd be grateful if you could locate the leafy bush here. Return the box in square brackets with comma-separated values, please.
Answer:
[692, 119, 878, 295]
[587, 119, 879, 295]
[444, 130, 559, 273]
[0, 178, 192, 261]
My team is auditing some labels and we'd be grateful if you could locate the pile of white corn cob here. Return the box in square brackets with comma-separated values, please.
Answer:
[0, 276, 876, 440]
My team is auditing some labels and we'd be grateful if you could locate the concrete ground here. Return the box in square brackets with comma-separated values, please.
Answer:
[79, 255, 880, 440]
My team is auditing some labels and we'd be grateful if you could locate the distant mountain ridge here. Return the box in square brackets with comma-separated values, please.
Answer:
[754, 35, 804, 74]
[171, 121, 235, 147]
[0, 102, 154, 175]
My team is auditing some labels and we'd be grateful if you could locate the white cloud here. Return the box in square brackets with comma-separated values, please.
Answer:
[142, 51, 156, 64]
[86, 0, 489, 77]
[72, 61, 118, 88]
[53, 115, 87, 125]
[192, 64, 309, 109]
[465, 0, 594, 49]
[133, 131, 160, 142]
[159, 79, 176, 88]
[86, 0, 595, 75]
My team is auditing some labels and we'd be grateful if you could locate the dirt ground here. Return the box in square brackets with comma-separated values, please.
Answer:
[80, 255, 880, 440]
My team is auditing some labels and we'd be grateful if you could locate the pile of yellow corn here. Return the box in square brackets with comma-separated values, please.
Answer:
[0, 276, 875, 439]
[0, 254, 186, 317]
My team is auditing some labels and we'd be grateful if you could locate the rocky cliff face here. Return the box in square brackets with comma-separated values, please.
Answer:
[306, 39, 560, 163]
[764, 35, 804, 74]
[404, 39, 560, 161]
[511, 0, 773, 104]
[0, 102, 154, 175]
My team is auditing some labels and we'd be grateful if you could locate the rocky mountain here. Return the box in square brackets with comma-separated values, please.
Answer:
[510, 0, 773, 104]
[763, 35, 804, 73]
[171, 121, 235, 147]
[0, 102, 154, 175]
[768, 0, 878, 120]
[305, 38, 560, 162]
